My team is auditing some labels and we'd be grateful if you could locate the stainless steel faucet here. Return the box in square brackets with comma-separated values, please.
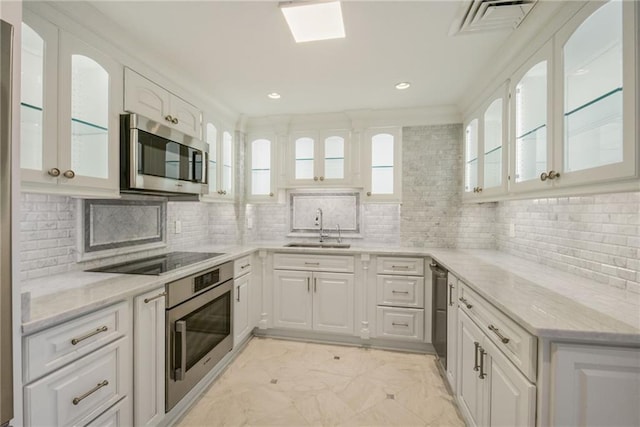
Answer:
[315, 208, 329, 242]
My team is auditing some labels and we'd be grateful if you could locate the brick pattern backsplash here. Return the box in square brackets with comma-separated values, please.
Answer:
[496, 192, 640, 293]
[401, 124, 496, 249]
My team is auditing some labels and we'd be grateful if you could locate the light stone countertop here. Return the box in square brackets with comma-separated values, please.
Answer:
[21, 242, 640, 345]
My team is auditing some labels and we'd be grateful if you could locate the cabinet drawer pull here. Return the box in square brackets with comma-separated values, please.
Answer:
[165, 115, 173, 122]
[63, 169, 75, 179]
[71, 326, 108, 345]
[172, 117, 179, 125]
[391, 265, 409, 269]
[473, 341, 480, 371]
[459, 297, 472, 309]
[392, 322, 409, 327]
[391, 290, 409, 294]
[478, 347, 487, 379]
[314, 277, 317, 293]
[72, 380, 109, 405]
[307, 277, 310, 292]
[449, 284, 454, 306]
[488, 324, 510, 344]
[304, 262, 320, 266]
[47, 167, 60, 177]
[240, 263, 250, 269]
[236, 286, 241, 302]
[144, 292, 166, 304]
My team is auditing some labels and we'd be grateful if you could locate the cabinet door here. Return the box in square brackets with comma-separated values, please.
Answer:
[290, 132, 319, 185]
[457, 310, 485, 427]
[484, 338, 536, 427]
[273, 270, 312, 330]
[363, 127, 402, 202]
[312, 272, 354, 335]
[551, 343, 640, 427]
[133, 288, 165, 426]
[220, 130, 234, 198]
[21, 12, 59, 186]
[446, 274, 458, 391]
[234, 273, 251, 346]
[509, 41, 554, 194]
[319, 130, 349, 185]
[124, 67, 170, 124]
[57, 31, 121, 193]
[464, 118, 480, 197]
[247, 134, 276, 201]
[170, 95, 201, 139]
[553, 0, 636, 187]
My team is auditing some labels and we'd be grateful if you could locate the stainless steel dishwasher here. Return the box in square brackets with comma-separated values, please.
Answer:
[430, 262, 448, 370]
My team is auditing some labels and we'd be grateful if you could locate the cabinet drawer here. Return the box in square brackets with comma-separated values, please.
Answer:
[274, 253, 354, 273]
[24, 302, 129, 382]
[24, 337, 130, 427]
[459, 283, 537, 382]
[234, 255, 252, 277]
[376, 307, 424, 341]
[85, 396, 131, 427]
[376, 275, 424, 308]
[377, 257, 424, 276]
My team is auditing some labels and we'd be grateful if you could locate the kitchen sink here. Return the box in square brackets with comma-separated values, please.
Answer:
[284, 242, 351, 249]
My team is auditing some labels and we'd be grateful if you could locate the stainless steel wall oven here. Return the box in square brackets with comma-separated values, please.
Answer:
[165, 262, 233, 411]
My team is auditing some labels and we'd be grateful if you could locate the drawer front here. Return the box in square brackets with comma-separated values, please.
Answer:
[377, 257, 424, 276]
[24, 337, 131, 427]
[459, 283, 537, 382]
[376, 307, 424, 341]
[274, 253, 355, 273]
[85, 396, 132, 427]
[234, 255, 252, 277]
[377, 275, 425, 308]
[24, 302, 129, 382]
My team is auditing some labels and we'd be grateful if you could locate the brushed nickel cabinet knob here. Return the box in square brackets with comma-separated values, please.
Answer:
[47, 168, 60, 177]
[63, 170, 75, 179]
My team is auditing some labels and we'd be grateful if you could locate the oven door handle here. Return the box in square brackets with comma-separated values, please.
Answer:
[175, 320, 187, 381]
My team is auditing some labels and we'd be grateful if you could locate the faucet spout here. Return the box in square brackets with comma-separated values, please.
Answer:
[315, 208, 326, 242]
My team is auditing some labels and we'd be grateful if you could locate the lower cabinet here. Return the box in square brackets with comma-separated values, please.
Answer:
[86, 395, 132, 427]
[133, 287, 166, 426]
[457, 310, 536, 427]
[273, 269, 354, 335]
[550, 343, 640, 427]
[446, 273, 458, 391]
[234, 272, 252, 346]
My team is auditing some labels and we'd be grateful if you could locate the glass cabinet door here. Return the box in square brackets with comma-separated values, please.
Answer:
[483, 98, 503, 190]
[206, 122, 217, 193]
[464, 119, 479, 193]
[221, 131, 233, 195]
[294, 136, 315, 180]
[370, 132, 395, 195]
[322, 135, 345, 180]
[555, 0, 635, 185]
[249, 137, 273, 197]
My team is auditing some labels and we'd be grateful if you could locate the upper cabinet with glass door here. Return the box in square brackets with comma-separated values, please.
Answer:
[247, 134, 277, 202]
[463, 83, 509, 201]
[288, 130, 350, 186]
[363, 127, 402, 202]
[553, 0, 636, 187]
[21, 11, 121, 197]
[201, 119, 235, 201]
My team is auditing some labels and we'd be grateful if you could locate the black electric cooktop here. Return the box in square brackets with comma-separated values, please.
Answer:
[88, 251, 225, 275]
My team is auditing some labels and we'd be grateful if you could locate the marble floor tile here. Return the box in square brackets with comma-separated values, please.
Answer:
[176, 337, 464, 427]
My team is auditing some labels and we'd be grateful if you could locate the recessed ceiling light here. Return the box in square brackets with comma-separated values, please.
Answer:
[395, 82, 411, 90]
[280, 1, 345, 43]
[268, 92, 281, 99]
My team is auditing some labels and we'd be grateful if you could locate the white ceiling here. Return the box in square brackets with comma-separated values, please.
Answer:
[88, 1, 515, 118]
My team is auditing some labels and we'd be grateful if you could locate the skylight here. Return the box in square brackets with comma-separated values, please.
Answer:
[280, 1, 345, 43]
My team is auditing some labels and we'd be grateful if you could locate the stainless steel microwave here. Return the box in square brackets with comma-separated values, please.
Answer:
[120, 113, 208, 197]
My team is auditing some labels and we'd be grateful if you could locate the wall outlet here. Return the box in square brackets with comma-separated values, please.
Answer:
[175, 220, 182, 234]
[509, 223, 516, 238]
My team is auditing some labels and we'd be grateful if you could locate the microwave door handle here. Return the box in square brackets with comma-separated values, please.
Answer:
[175, 320, 187, 381]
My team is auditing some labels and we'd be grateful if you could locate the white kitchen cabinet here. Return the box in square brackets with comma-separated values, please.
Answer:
[273, 255, 355, 335]
[363, 127, 402, 202]
[201, 119, 235, 201]
[21, 11, 121, 197]
[288, 129, 351, 187]
[550, 343, 640, 427]
[233, 255, 253, 347]
[247, 133, 277, 201]
[376, 306, 424, 341]
[463, 83, 508, 201]
[133, 287, 165, 427]
[85, 396, 131, 427]
[446, 273, 458, 392]
[24, 337, 131, 427]
[457, 309, 536, 427]
[124, 67, 201, 139]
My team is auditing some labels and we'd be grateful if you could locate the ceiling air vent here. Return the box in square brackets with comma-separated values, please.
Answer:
[449, 0, 537, 35]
